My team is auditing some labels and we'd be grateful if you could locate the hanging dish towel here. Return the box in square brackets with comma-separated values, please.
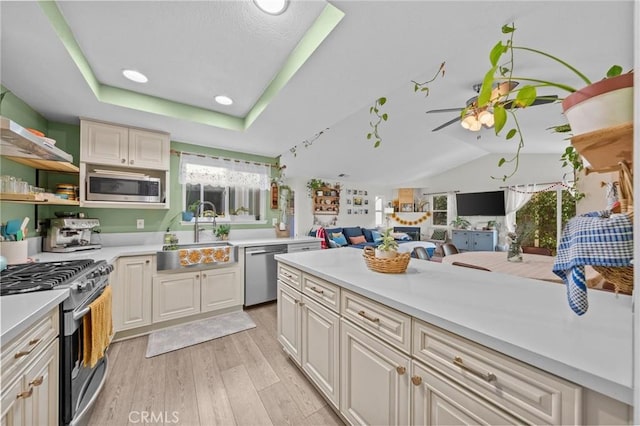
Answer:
[82, 285, 114, 367]
[553, 211, 633, 315]
[316, 227, 328, 249]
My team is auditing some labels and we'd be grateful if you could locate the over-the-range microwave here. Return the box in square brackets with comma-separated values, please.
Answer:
[86, 172, 162, 203]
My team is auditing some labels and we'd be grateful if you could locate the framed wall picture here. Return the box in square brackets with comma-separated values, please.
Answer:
[353, 197, 363, 206]
[347, 209, 352, 214]
[270, 181, 279, 210]
[347, 199, 351, 204]
[401, 203, 413, 212]
[364, 199, 369, 205]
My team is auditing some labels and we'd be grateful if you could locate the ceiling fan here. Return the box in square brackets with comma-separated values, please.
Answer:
[426, 81, 559, 132]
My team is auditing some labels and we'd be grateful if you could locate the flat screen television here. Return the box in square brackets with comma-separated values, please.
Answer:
[456, 190, 506, 216]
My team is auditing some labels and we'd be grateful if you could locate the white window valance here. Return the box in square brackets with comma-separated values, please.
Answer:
[178, 153, 271, 190]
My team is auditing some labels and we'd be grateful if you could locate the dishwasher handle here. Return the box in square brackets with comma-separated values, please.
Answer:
[247, 249, 287, 256]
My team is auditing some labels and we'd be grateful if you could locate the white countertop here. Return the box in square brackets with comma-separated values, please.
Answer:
[1, 289, 69, 345]
[2, 236, 321, 344]
[275, 248, 633, 405]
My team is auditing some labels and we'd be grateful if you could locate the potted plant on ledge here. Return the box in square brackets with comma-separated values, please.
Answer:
[215, 224, 231, 241]
[476, 23, 633, 178]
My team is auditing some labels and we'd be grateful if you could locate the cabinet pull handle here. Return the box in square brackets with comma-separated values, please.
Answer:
[14, 339, 41, 359]
[453, 356, 496, 383]
[16, 388, 33, 399]
[310, 286, 324, 295]
[358, 310, 380, 324]
[299, 301, 305, 307]
[282, 272, 293, 279]
[29, 376, 44, 387]
[411, 376, 423, 386]
[396, 366, 406, 375]
[28, 338, 40, 346]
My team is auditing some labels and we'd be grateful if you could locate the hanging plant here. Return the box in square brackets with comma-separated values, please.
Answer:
[366, 97, 388, 148]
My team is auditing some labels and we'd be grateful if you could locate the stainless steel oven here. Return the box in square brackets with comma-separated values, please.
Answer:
[0, 259, 114, 426]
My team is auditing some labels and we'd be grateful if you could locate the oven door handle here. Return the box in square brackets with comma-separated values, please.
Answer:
[73, 307, 90, 321]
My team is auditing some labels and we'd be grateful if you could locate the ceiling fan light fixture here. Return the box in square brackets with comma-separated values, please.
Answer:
[469, 119, 482, 132]
[477, 110, 494, 126]
[214, 95, 234, 106]
[460, 115, 476, 130]
[254, 0, 288, 15]
[122, 69, 148, 83]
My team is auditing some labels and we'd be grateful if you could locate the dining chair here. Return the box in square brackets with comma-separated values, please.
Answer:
[441, 243, 460, 257]
[451, 261, 491, 271]
[522, 246, 553, 256]
[412, 246, 431, 260]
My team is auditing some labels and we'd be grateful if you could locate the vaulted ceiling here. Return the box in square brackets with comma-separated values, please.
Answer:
[0, 1, 635, 186]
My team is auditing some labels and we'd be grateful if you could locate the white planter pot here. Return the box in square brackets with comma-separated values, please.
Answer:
[375, 249, 397, 259]
[562, 73, 634, 136]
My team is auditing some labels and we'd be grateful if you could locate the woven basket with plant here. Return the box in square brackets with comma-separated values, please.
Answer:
[363, 246, 410, 274]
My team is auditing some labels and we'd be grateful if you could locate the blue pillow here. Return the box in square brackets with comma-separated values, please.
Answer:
[371, 230, 383, 243]
[362, 228, 374, 242]
[331, 232, 348, 246]
[342, 227, 364, 240]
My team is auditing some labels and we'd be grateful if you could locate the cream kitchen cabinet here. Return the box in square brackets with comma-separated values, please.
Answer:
[152, 271, 201, 323]
[277, 266, 341, 409]
[410, 360, 521, 425]
[200, 266, 242, 313]
[1, 307, 59, 426]
[80, 119, 170, 170]
[113, 255, 154, 332]
[152, 265, 243, 324]
[340, 319, 410, 425]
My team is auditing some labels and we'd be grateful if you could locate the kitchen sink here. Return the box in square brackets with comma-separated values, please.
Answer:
[157, 243, 237, 271]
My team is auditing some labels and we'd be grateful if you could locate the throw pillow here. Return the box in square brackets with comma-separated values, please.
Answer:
[328, 239, 339, 248]
[431, 229, 447, 240]
[331, 232, 348, 246]
[362, 228, 374, 242]
[392, 232, 411, 241]
[371, 230, 383, 243]
[349, 235, 367, 245]
[342, 226, 364, 240]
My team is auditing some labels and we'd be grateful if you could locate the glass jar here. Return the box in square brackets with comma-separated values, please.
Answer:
[507, 241, 523, 262]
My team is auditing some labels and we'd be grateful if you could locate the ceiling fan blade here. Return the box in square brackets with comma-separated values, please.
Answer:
[502, 95, 559, 109]
[425, 107, 464, 114]
[431, 116, 461, 131]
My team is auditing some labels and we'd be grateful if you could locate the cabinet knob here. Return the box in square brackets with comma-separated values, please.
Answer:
[202, 274, 207, 278]
[145, 260, 150, 264]
[121, 158, 126, 163]
[411, 376, 423, 386]
[396, 366, 406, 375]
[130, 160, 134, 165]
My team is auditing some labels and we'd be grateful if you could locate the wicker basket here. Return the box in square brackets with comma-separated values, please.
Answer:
[593, 161, 634, 294]
[363, 246, 410, 273]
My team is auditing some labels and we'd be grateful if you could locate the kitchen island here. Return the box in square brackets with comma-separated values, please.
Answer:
[275, 247, 632, 424]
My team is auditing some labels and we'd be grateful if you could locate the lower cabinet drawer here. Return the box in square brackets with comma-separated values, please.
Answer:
[278, 263, 302, 291]
[411, 360, 522, 425]
[341, 289, 411, 354]
[412, 319, 581, 425]
[1, 307, 59, 385]
[302, 273, 340, 313]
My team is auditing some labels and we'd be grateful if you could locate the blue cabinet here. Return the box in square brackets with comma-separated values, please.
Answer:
[451, 229, 497, 252]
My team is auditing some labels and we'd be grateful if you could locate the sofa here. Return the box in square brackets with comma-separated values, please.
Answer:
[312, 226, 435, 256]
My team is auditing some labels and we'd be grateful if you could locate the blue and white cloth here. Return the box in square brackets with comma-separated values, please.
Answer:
[553, 210, 633, 315]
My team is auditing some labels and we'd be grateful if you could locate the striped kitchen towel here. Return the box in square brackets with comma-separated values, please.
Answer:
[553, 211, 633, 315]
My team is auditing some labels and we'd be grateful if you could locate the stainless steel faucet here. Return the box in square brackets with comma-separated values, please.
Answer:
[194, 201, 217, 242]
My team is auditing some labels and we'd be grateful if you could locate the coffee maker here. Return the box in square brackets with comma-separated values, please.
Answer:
[43, 218, 102, 252]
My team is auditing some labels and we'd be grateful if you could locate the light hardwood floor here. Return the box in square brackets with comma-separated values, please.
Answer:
[89, 303, 344, 426]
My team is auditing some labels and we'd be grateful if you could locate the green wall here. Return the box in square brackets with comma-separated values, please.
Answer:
[0, 86, 280, 236]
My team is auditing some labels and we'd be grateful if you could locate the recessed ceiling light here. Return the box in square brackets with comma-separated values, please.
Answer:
[214, 95, 233, 106]
[253, 0, 288, 15]
[122, 69, 148, 83]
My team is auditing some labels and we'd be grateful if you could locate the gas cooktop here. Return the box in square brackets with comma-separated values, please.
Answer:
[0, 259, 96, 296]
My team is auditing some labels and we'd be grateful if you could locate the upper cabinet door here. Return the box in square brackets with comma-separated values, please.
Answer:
[81, 120, 129, 166]
[128, 129, 170, 170]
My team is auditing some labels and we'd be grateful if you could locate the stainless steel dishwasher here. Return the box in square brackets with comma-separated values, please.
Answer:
[244, 244, 288, 306]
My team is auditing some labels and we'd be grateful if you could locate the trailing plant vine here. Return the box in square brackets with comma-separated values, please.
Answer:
[411, 62, 446, 96]
[366, 97, 388, 148]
